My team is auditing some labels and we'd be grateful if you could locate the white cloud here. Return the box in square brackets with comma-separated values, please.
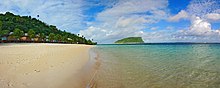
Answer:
[164, 0, 220, 43]
[186, 0, 219, 17]
[166, 26, 174, 30]
[1, 0, 219, 43]
[80, 0, 169, 43]
[190, 17, 211, 34]
[0, 0, 84, 33]
[139, 0, 220, 43]
[97, 0, 167, 18]
[206, 13, 220, 21]
[81, 0, 220, 43]
[168, 10, 189, 22]
[184, 0, 220, 37]
[167, 15, 220, 43]
[150, 27, 158, 30]
[172, 28, 220, 43]
[80, 26, 107, 41]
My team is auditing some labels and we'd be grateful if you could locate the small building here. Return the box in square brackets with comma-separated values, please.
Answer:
[1, 35, 8, 41]
[46, 39, 49, 42]
[33, 34, 42, 42]
[7, 36, 18, 41]
[52, 40, 56, 42]
[67, 38, 72, 41]
[34, 38, 39, 41]
[20, 37, 28, 41]
[45, 36, 49, 42]
[24, 33, 28, 36]
[1, 34, 9, 43]
[20, 33, 30, 41]
[7, 32, 17, 41]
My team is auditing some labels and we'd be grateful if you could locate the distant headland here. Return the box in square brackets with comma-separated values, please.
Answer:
[115, 37, 144, 44]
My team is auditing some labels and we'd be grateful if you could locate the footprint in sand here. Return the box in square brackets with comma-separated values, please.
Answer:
[24, 73, 29, 75]
[34, 70, 41, 72]
[7, 81, 13, 87]
[22, 83, 30, 87]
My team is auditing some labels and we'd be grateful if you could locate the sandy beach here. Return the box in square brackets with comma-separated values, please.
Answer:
[0, 43, 94, 88]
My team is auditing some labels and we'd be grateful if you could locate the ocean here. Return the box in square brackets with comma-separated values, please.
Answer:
[88, 44, 220, 88]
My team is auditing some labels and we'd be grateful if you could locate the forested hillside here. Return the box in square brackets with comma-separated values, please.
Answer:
[115, 37, 144, 44]
[0, 12, 96, 45]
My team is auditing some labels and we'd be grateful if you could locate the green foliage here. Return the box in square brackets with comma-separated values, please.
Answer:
[0, 30, 10, 35]
[13, 28, 24, 39]
[115, 37, 144, 44]
[28, 29, 35, 38]
[0, 21, 2, 30]
[39, 33, 46, 40]
[0, 12, 96, 45]
[55, 34, 62, 41]
[61, 35, 68, 42]
[49, 33, 55, 41]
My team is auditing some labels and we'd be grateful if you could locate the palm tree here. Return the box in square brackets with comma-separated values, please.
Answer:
[48, 33, 55, 42]
[13, 28, 24, 40]
[54, 34, 62, 42]
[28, 29, 35, 40]
[61, 35, 68, 42]
[39, 33, 46, 41]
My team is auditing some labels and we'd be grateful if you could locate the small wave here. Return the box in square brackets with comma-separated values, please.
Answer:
[86, 48, 102, 88]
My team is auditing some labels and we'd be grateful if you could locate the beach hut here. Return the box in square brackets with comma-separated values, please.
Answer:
[1, 34, 9, 43]
[7, 32, 17, 41]
[33, 34, 41, 42]
[7, 36, 17, 41]
[1, 35, 8, 41]
[20, 36, 27, 41]
[34, 38, 39, 41]
[20, 33, 30, 41]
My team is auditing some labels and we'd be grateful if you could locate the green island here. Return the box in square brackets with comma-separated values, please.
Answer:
[0, 12, 96, 45]
[115, 37, 144, 44]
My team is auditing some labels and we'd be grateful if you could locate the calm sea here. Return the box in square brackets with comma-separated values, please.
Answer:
[88, 44, 220, 88]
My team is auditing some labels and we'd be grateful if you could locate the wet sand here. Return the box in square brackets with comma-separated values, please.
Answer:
[0, 43, 93, 88]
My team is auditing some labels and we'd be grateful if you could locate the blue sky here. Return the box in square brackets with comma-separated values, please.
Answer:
[0, 0, 220, 43]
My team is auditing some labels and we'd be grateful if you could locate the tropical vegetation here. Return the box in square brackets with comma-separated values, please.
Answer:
[115, 37, 144, 44]
[0, 12, 96, 45]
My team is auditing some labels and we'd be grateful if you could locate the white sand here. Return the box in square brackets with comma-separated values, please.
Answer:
[0, 43, 93, 88]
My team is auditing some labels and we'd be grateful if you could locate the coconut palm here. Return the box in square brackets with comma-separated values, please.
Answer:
[13, 28, 24, 40]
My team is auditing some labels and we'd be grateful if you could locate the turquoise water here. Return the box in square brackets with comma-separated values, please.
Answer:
[89, 44, 220, 88]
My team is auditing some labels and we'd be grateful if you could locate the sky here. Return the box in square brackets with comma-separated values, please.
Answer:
[0, 0, 220, 43]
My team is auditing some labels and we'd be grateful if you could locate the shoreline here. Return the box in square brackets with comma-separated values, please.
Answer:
[0, 43, 94, 88]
